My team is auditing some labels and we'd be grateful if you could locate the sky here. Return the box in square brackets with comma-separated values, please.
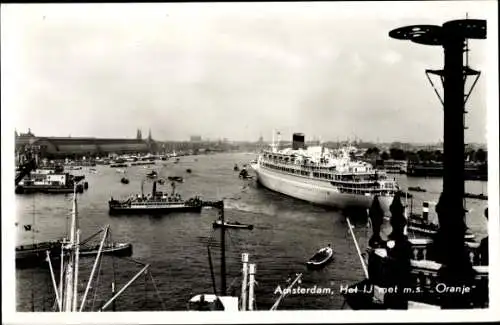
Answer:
[1, 1, 497, 143]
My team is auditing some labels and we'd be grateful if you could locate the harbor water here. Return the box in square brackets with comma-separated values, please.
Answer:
[15, 152, 488, 311]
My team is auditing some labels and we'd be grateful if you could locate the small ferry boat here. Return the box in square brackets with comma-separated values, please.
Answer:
[212, 219, 254, 230]
[16, 241, 132, 268]
[108, 181, 203, 215]
[306, 245, 334, 269]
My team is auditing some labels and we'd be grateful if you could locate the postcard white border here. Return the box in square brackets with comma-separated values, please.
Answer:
[2, 1, 499, 324]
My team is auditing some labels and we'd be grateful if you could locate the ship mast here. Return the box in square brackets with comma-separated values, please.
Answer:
[62, 184, 80, 311]
[271, 129, 276, 152]
[45, 183, 156, 312]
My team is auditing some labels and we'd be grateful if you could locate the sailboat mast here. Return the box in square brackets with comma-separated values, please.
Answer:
[220, 201, 226, 296]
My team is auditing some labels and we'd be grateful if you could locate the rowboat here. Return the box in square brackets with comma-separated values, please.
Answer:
[306, 246, 333, 268]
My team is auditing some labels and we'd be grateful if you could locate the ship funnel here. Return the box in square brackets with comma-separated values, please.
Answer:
[422, 201, 429, 222]
[292, 133, 305, 150]
[152, 181, 157, 196]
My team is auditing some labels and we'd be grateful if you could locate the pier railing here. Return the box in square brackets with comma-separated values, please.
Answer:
[408, 238, 486, 266]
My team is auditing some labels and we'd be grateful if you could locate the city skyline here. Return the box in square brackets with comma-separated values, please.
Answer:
[2, 2, 495, 144]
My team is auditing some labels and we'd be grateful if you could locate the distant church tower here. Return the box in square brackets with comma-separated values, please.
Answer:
[136, 128, 142, 140]
[147, 128, 156, 152]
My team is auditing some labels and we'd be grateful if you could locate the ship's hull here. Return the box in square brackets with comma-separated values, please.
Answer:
[251, 163, 392, 215]
[16, 242, 133, 268]
[108, 204, 202, 215]
[15, 185, 84, 194]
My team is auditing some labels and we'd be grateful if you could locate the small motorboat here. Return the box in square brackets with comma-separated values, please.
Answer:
[110, 163, 128, 168]
[306, 245, 334, 269]
[121, 177, 130, 184]
[168, 176, 184, 182]
[408, 186, 426, 192]
[146, 171, 158, 178]
[238, 168, 253, 179]
[186, 169, 192, 173]
[212, 219, 254, 230]
[234, 164, 239, 171]
[464, 192, 488, 200]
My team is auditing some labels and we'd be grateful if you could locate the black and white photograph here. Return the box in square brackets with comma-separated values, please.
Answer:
[1, 1, 498, 323]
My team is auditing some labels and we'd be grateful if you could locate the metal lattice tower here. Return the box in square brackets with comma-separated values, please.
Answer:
[389, 18, 486, 308]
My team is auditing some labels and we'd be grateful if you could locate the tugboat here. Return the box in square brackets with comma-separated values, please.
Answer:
[108, 181, 203, 215]
[407, 201, 475, 241]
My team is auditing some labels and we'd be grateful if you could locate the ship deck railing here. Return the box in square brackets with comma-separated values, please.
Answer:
[261, 163, 396, 186]
[261, 159, 386, 176]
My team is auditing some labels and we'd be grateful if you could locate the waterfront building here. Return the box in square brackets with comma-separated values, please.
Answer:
[15, 129, 155, 159]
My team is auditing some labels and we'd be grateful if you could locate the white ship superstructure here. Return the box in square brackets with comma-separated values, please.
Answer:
[250, 132, 398, 215]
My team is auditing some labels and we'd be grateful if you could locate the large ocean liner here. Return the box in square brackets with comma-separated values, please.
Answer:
[250, 132, 398, 215]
